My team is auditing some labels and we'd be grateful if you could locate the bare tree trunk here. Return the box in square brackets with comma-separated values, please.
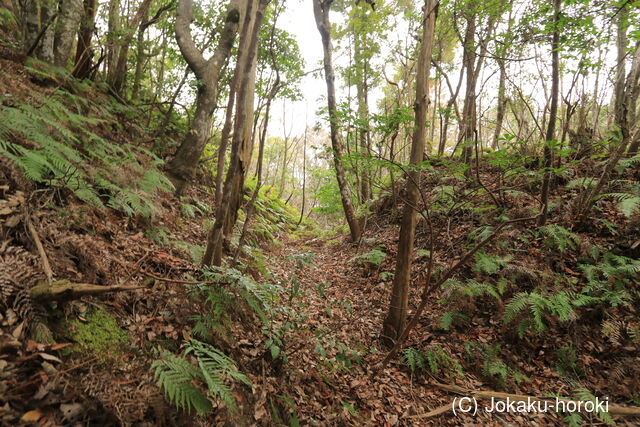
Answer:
[106, 0, 120, 77]
[72, 0, 98, 79]
[626, 43, 640, 156]
[203, 0, 269, 267]
[166, 0, 241, 195]
[53, 0, 82, 67]
[575, 11, 637, 217]
[460, 12, 477, 167]
[537, 0, 561, 226]
[215, 81, 237, 208]
[381, 0, 437, 345]
[22, 0, 40, 53]
[492, 60, 507, 149]
[35, 0, 56, 62]
[354, 18, 370, 203]
[313, 0, 361, 243]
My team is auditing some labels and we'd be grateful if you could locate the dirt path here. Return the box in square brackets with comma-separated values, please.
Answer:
[256, 234, 488, 426]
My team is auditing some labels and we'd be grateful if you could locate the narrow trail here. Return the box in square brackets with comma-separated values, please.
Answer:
[259, 234, 470, 426]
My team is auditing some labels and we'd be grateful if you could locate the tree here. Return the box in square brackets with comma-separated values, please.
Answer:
[202, 0, 270, 266]
[166, 0, 241, 195]
[537, 0, 561, 226]
[313, 0, 361, 243]
[381, 0, 437, 345]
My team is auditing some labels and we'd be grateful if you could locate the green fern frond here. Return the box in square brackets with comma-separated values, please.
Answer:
[152, 351, 212, 415]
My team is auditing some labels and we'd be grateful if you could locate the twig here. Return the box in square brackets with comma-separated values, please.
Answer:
[406, 404, 450, 419]
[24, 211, 53, 286]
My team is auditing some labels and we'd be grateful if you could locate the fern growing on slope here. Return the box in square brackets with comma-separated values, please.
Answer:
[0, 90, 173, 217]
[538, 225, 580, 253]
[503, 291, 599, 337]
[152, 340, 251, 415]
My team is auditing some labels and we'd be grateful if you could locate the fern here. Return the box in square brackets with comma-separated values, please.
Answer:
[504, 291, 586, 336]
[539, 225, 580, 253]
[152, 350, 212, 415]
[403, 347, 425, 373]
[566, 177, 597, 190]
[152, 340, 251, 415]
[0, 92, 172, 218]
[439, 311, 469, 331]
[473, 251, 512, 275]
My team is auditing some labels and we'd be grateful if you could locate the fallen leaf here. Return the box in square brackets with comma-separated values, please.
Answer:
[21, 409, 42, 422]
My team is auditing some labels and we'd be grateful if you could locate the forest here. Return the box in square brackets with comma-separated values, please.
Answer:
[0, 0, 639, 424]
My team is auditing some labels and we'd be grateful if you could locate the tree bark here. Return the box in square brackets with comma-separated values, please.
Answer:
[35, 0, 56, 62]
[72, 0, 98, 79]
[214, 81, 237, 208]
[381, 0, 437, 345]
[313, 0, 361, 243]
[107, 0, 154, 95]
[492, 59, 507, 149]
[536, 0, 561, 227]
[53, 0, 82, 67]
[166, 0, 241, 195]
[202, 0, 269, 267]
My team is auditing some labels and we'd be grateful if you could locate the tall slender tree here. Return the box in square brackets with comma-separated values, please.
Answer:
[381, 0, 437, 345]
[313, 0, 361, 243]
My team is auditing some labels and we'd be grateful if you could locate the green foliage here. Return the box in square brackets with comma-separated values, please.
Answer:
[555, 345, 583, 377]
[441, 278, 505, 301]
[539, 225, 580, 253]
[190, 266, 283, 338]
[403, 345, 463, 379]
[566, 177, 597, 190]
[464, 343, 529, 387]
[598, 182, 640, 217]
[152, 339, 251, 415]
[0, 90, 173, 217]
[503, 291, 597, 337]
[473, 251, 512, 275]
[572, 387, 615, 425]
[172, 240, 205, 264]
[579, 253, 640, 307]
[439, 311, 470, 331]
[350, 247, 386, 266]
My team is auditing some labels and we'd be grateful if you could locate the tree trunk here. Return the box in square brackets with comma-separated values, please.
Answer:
[108, 0, 154, 96]
[492, 60, 507, 149]
[202, 0, 268, 267]
[22, 0, 40, 54]
[460, 12, 477, 167]
[215, 81, 237, 208]
[106, 0, 120, 77]
[313, 0, 361, 243]
[626, 42, 640, 156]
[53, 0, 82, 67]
[35, 0, 56, 62]
[354, 19, 370, 203]
[537, 0, 561, 226]
[167, 0, 241, 195]
[381, 0, 437, 345]
[72, 0, 98, 79]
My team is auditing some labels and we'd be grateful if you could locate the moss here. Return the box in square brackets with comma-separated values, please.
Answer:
[62, 308, 128, 359]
